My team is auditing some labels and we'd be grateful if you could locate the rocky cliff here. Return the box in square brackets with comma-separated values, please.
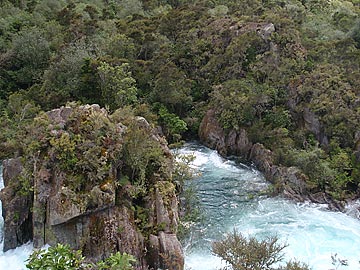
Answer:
[199, 109, 343, 210]
[0, 104, 184, 270]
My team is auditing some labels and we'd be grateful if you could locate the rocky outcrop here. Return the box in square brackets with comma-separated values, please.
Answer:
[199, 109, 347, 210]
[302, 108, 329, 146]
[199, 110, 348, 211]
[0, 104, 184, 270]
[199, 109, 252, 159]
[287, 84, 329, 147]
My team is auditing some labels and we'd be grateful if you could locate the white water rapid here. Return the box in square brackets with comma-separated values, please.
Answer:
[178, 143, 360, 270]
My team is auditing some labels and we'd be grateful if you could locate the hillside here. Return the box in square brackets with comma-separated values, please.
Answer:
[1, 0, 360, 203]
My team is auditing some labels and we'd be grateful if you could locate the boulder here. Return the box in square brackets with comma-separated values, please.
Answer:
[159, 231, 184, 270]
[198, 109, 227, 155]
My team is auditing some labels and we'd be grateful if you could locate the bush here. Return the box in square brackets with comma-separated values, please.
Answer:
[212, 230, 310, 270]
[97, 252, 136, 270]
[26, 243, 136, 270]
[26, 244, 85, 270]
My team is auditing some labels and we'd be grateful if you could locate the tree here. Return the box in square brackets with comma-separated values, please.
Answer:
[122, 120, 166, 196]
[212, 230, 286, 270]
[97, 61, 138, 110]
[152, 62, 193, 116]
[157, 105, 188, 143]
[40, 41, 95, 109]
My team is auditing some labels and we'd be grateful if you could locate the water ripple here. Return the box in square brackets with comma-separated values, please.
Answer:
[184, 143, 360, 270]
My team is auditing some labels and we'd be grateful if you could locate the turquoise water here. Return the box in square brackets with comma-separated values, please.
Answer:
[177, 143, 360, 270]
[1, 144, 360, 269]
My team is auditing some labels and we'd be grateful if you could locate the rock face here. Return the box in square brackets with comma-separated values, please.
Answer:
[199, 109, 347, 211]
[1, 158, 32, 251]
[199, 109, 252, 158]
[199, 109, 310, 203]
[0, 104, 184, 270]
[287, 85, 329, 147]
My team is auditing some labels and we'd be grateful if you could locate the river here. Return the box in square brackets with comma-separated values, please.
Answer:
[178, 143, 360, 270]
[1, 143, 360, 269]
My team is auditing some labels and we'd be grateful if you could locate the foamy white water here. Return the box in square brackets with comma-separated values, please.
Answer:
[181, 143, 360, 270]
[0, 165, 33, 270]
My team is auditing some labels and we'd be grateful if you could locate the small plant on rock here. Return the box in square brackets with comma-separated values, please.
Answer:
[26, 243, 85, 270]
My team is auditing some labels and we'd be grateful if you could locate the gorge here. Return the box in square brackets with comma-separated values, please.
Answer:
[2, 143, 360, 269]
[0, 0, 360, 269]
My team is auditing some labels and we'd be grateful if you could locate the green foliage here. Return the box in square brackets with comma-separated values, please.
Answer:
[40, 41, 95, 109]
[0, 92, 40, 159]
[104, 34, 136, 60]
[212, 230, 310, 270]
[172, 152, 197, 186]
[211, 79, 282, 130]
[158, 105, 188, 143]
[8, 28, 50, 86]
[49, 133, 80, 170]
[26, 243, 136, 270]
[17, 168, 34, 196]
[282, 144, 356, 199]
[26, 243, 85, 270]
[151, 62, 193, 116]
[97, 62, 138, 110]
[212, 230, 286, 270]
[122, 120, 166, 196]
[1, 0, 360, 201]
[208, 5, 229, 17]
[16, 105, 124, 192]
[97, 252, 136, 270]
[172, 152, 202, 242]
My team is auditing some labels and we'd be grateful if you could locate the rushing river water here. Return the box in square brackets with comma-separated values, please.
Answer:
[1, 143, 360, 269]
[178, 143, 360, 270]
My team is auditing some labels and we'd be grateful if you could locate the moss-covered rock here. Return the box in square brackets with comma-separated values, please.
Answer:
[0, 104, 183, 269]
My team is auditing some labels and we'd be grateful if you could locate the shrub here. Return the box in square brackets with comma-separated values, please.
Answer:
[97, 252, 136, 270]
[212, 230, 310, 270]
[26, 243, 136, 270]
[26, 243, 85, 270]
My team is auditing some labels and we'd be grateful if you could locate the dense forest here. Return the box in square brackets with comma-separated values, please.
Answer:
[1, 0, 360, 203]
